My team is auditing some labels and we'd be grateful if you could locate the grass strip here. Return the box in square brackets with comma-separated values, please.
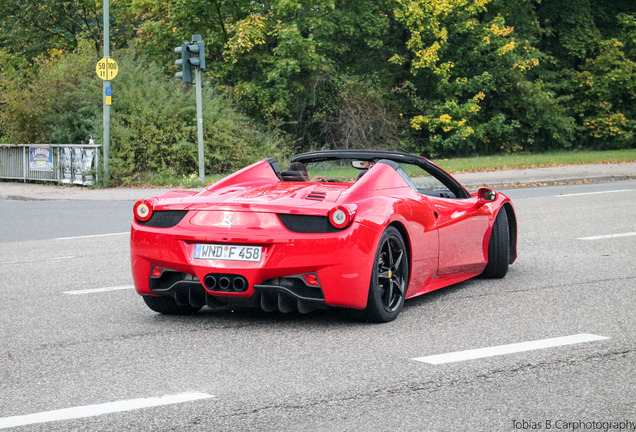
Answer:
[432, 149, 636, 174]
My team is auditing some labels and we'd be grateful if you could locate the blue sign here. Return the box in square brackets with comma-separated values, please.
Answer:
[105, 86, 112, 96]
[29, 146, 53, 171]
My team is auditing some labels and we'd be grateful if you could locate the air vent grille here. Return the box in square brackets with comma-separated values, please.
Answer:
[306, 192, 327, 201]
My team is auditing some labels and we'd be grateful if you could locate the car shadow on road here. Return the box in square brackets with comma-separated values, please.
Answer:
[143, 303, 367, 329]
[141, 273, 511, 328]
[401, 277, 502, 312]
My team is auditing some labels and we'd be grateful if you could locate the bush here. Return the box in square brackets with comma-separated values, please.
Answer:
[105, 49, 288, 185]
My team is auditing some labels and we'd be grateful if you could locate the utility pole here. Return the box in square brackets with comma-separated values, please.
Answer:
[102, 0, 110, 183]
[95, 0, 119, 185]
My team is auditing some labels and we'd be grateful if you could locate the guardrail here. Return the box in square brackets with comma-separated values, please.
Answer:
[0, 144, 100, 185]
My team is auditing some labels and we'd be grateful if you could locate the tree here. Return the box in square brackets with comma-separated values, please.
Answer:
[0, 0, 137, 73]
[0, 40, 101, 144]
[131, 0, 403, 150]
[391, 0, 574, 156]
[568, 14, 636, 149]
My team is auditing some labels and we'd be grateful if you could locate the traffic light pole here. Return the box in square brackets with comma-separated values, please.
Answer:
[175, 35, 206, 185]
[195, 67, 204, 185]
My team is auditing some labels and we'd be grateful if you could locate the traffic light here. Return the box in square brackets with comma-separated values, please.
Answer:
[188, 39, 206, 71]
[174, 43, 193, 84]
[174, 35, 205, 84]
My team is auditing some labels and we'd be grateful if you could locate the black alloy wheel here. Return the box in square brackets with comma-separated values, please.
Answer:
[364, 226, 409, 323]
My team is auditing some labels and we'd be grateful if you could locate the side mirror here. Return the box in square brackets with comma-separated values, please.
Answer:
[478, 187, 497, 203]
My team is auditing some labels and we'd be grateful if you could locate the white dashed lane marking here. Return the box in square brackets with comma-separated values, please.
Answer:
[63, 285, 135, 295]
[0, 256, 75, 265]
[577, 232, 636, 241]
[54, 232, 129, 241]
[412, 334, 609, 365]
[0, 392, 214, 429]
[559, 189, 631, 197]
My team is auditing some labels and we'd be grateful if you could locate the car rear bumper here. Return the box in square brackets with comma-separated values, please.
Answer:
[130, 212, 381, 310]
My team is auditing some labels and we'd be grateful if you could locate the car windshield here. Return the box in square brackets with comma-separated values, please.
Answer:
[285, 154, 467, 198]
[298, 159, 440, 185]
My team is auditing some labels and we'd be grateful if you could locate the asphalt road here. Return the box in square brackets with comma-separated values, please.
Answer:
[1, 181, 635, 431]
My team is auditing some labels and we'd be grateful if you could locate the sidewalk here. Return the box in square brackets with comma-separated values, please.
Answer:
[1, 162, 634, 201]
[454, 162, 635, 188]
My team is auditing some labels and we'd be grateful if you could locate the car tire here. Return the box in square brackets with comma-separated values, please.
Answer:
[142, 295, 202, 315]
[364, 226, 409, 323]
[481, 206, 510, 278]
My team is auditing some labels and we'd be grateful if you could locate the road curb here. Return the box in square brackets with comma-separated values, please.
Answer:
[462, 175, 631, 189]
[3, 195, 52, 201]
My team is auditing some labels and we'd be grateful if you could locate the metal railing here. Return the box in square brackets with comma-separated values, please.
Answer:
[0, 144, 100, 185]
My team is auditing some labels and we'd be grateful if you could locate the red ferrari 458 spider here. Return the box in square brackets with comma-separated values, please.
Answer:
[131, 150, 517, 322]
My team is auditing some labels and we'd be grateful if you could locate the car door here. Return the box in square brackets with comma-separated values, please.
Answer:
[425, 195, 492, 275]
[407, 162, 492, 276]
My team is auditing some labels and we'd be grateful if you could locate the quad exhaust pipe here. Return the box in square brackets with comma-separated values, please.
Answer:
[204, 274, 248, 292]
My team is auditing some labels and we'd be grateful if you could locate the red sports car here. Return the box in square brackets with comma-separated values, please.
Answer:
[130, 150, 517, 322]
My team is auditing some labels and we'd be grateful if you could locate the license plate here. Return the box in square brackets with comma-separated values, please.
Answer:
[194, 244, 262, 262]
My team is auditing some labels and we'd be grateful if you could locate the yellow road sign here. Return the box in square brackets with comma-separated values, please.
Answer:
[96, 58, 119, 80]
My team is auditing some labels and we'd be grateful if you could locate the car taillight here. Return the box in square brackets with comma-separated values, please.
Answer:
[328, 205, 354, 229]
[134, 199, 154, 222]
